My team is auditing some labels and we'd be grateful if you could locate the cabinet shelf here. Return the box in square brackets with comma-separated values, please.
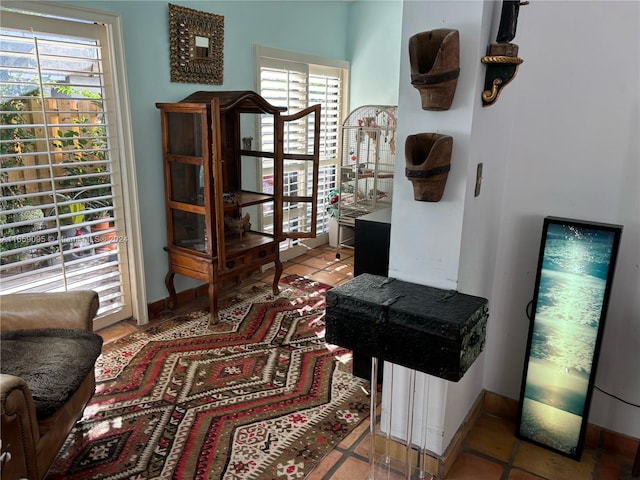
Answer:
[239, 149, 275, 158]
[168, 201, 205, 212]
[225, 231, 274, 255]
[166, 231, 275, 257]
[167, 154, 204, 165]
[223, 191, 274, 210]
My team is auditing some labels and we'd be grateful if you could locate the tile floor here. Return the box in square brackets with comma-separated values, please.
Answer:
[98, 244, 639, 480]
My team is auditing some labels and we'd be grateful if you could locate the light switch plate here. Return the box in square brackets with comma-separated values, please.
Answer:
[475, 163, 483, 197]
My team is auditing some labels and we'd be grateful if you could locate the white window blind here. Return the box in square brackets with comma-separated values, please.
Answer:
[310, 66, 341, 162]
[257, 48, 347, 246]
[0, 11, 129, 321]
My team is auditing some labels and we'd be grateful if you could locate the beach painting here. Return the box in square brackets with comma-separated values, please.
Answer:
[516, 217, 622, 459]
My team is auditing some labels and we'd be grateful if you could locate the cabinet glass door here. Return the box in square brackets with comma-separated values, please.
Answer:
[170, 210, 207, 252]
[169, 162, 205, 206]
[161, 106, 211, 255]
[166, 112, 203, 156]
[277, 104, 321, 239]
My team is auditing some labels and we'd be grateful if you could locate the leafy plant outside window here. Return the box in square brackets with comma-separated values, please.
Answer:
[52, 112, 114, 221]
[0, 96, 40, 262]
[1, 88, 114, 266]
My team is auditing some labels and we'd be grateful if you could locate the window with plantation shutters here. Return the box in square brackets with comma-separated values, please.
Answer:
[256, 46, 348, 252]
[0, 10, 132, 326]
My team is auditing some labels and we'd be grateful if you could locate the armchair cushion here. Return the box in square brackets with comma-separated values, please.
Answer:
[0, 291, 99, 332]
[0, 329, 103, 418]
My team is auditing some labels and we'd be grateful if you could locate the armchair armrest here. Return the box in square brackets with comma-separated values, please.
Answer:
[0, 374, 40, 480]
[0, 291, 99, 332]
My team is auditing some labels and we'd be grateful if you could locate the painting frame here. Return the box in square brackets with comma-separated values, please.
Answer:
[516, 216, 622, 460]
[168, 3, 224, 85]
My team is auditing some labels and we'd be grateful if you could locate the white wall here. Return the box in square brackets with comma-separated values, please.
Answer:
[389, 0, 488, 291]
[483, 0, 640, 438]
[387, 0, 491, 455]
[389, 0, 640, 455]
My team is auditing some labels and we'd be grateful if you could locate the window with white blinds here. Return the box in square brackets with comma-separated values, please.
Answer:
[256, 47, 348, 247]
[0, 10, 131, 322]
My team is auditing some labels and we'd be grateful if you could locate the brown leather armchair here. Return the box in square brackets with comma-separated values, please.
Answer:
[0, 291, 103, 480]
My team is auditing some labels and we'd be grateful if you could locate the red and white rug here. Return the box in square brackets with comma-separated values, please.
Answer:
[47, 276, 370, 479]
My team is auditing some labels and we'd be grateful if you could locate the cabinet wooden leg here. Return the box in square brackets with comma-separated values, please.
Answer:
[165, 271, 176, 309]
[272, 258, 283, 295]
[209, 282, 218, 323]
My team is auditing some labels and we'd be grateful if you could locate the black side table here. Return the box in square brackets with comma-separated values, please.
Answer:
[352, 208, 392, 381]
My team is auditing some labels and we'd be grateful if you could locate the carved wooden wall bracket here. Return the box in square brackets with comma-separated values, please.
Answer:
[481, 1, 528, 107]
[481, 43, 523, 106]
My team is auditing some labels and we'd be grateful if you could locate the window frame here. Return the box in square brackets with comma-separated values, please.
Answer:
[1, 1, 147, 325]
[254, 45, 349, 258]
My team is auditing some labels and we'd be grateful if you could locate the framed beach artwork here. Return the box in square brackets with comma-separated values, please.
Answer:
[516, 216, 622, 460]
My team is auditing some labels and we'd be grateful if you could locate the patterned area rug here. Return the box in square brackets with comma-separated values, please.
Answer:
[47, 276, 370, 480]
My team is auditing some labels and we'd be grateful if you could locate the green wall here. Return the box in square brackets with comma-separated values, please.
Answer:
[347, 0, 402, 109]
[60, 0, 401, 306]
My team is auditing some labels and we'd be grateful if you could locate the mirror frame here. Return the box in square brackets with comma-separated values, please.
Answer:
[169, 3, 224, 84]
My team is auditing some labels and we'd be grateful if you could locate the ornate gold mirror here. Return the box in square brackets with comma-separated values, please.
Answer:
[169, 4, 224, 84]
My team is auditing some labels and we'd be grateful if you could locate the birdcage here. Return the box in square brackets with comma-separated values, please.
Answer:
[334, 105, 396, 257]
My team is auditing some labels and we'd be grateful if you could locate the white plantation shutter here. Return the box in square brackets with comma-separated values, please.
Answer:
[257, 47, 347, 245]
[260, 58, 308, 111]
[309, 66, 341, 161]
[309, 68, 341, 235]
[0, 11, 131, 324]
[259, 58, 308, 159]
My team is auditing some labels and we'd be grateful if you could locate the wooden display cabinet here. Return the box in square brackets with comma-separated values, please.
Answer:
[156, 91, 320, 320]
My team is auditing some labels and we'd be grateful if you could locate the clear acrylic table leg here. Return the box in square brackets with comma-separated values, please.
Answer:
[418, 375, 433, 479]
[405, 369, 416, 479]
[384, 364, 394, 465]
[369, 356, 378, 480]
